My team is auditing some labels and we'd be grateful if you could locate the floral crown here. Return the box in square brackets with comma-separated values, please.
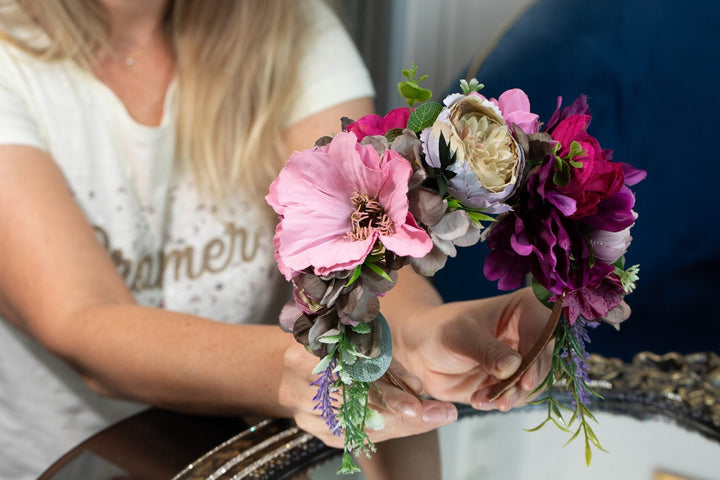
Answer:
[266, 64, 645, 473]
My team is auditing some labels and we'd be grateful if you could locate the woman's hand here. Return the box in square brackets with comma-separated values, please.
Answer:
[394, 286, 553, 413]
[278, 343, 457, 448]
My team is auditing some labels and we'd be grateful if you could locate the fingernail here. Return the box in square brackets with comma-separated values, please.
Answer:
[396, 402, 417, 417]
[422, 407, 452, 424]
[397, 373, 423, 394]
[496, 354, 522, 377]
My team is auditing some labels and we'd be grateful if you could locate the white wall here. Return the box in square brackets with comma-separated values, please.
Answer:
[384, 0, 535, 110]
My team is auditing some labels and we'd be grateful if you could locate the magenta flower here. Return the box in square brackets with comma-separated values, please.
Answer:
[266, 132, 432, 279]
[346, 108, 411, 141]
[549, 114, 625, 220]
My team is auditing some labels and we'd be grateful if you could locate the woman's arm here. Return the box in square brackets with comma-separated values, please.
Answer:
[0, 143, 295, 417]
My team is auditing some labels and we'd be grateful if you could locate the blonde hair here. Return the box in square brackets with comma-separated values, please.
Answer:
[0, 0, 311, 197]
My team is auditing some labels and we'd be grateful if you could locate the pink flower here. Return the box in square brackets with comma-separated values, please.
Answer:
[346, 108, 411, 141]
[266, 132, 432, 279]
[490, 89, 540, 134]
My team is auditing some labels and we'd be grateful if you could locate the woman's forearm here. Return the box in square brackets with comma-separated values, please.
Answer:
[39, 303, 294, 417]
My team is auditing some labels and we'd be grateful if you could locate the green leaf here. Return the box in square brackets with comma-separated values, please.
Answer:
[342, 314, 393, 382]
[524, 417, 553, 432]
[563, 425, 583, 447]
[407, 102, 443, 132]
[530, 278, 553, 307]
[584, 423, 608, 451]
[339, 451, 362, 474]
[385, 128, 404, 142]
[553, 159, 571, 186]
[568, 140, 586, 159]
[318, 333, 342, 344]
[345, 265, 362, 287]
[365, 262, 393, 283]
[467, 211, 495, 224]
[351, 322, 371, 334]
[311, 355, 333, 375]
[585, 437, 593, 466]
[340, 347, 357, 365]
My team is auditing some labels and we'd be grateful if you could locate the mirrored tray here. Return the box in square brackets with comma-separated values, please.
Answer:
[172, 352, 720, 480]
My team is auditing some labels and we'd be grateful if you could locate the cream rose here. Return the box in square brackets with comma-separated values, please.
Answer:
[421, 93, 524, 212]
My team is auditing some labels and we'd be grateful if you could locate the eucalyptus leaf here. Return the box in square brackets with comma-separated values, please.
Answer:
[342, 313, 393, 383]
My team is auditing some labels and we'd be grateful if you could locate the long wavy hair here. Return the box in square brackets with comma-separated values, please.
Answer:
[0, 0, 311, 197]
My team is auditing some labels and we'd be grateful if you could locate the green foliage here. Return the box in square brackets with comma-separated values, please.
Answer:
[459, 78, 484, 95]
[421, 133, 457, 197]
[446, 198, 496, 227]
[398, 62, 432, 107]
[552, 140, 587, 186]
[406, 102, 443, 132]
[337, 380, 377, 474]
[527, 318, 607, 466]
[616, 264, 640, 294]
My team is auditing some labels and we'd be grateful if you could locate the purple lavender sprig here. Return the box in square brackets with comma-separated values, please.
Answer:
[527, 314, 607, 465]
[311, 357, 342, 436]
[563, 316, 598, 407]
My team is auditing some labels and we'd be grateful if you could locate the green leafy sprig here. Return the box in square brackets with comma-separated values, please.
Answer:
[526, 310, 607, 466]
[397, 62, 432, 107]
[317, 329, 385, 474]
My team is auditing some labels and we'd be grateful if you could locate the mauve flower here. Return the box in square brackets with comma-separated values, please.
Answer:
[588, 222, 635, 264]
[346, 108, 411, 141]
[266, 132, 431, 279]
[422, 93, 524, 211]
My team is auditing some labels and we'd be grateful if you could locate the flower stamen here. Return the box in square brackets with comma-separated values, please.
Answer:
[347, 192, 394, 241]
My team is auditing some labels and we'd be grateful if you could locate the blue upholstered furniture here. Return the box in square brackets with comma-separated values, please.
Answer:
[432, 0, 720, 360]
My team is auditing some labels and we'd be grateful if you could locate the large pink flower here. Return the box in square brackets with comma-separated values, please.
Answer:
[266, 132, 432, 280]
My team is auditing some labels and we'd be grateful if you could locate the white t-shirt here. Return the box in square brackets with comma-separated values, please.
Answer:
[0, 3, 374, 478]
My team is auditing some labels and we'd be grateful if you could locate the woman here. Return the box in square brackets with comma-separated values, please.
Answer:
[0, 0, 551, 478]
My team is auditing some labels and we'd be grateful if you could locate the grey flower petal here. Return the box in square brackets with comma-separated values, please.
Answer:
[337, 284, 380, 325]
[453, 220, 483, 247]
[279, 301, 301, 332]
[408, 187, 447, 227]
[308, 313, 339, 352]
[603, 300, 632, 331]
[409, 245, 448, 276]
[430, 232, 457, 257]
[360, 135, 389, 157]
[432, 210, 472, 240]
